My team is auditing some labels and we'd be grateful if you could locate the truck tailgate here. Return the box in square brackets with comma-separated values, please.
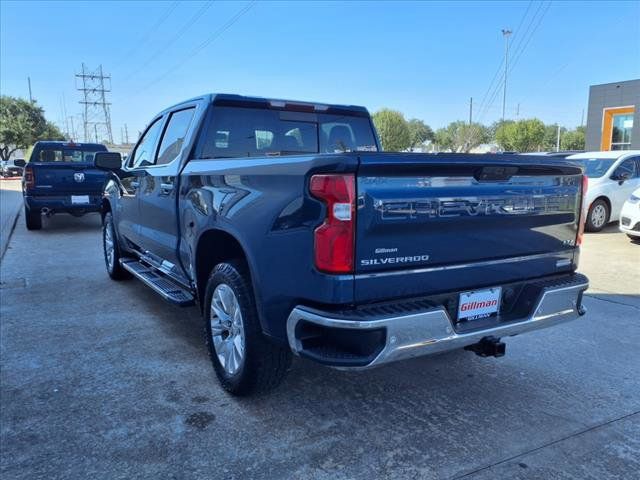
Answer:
[354, 153, 584, 302]
[30, 163, 107, 195]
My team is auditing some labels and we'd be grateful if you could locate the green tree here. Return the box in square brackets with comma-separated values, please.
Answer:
[560, 126, 585, 151]
[488, 119, 514, 140]
[434, 121, 489, 153]
[495, 118, 546, 152]
[542, 123, 567, 151]
[0, 96, 65, 162]
[372, 109, 411, 151]
[407, 118, 434, 149]
[42, 122, 65, 141]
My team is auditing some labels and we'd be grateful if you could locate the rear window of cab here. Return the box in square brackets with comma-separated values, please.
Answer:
[32, 147, 105, 163]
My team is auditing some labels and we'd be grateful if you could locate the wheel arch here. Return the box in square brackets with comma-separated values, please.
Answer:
[592, 195, 611, 211]
[100, 198, 112, 221]
[194, 228, 257, 311]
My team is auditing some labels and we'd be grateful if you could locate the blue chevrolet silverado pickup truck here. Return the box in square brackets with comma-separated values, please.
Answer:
[94, 94, 589, 396]
[17, 141, 108, 230]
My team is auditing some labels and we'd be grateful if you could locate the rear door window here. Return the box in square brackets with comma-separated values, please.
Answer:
[156, 108, 196, 165]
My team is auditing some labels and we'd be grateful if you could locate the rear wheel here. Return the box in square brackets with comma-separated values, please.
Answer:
[24, 206, 42, 231]
[586, 199, 609, 232]
[204, 261, 291, 396]
[102, 212, 131, 280]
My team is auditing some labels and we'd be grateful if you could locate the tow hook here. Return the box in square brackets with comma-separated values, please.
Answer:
[465, 336, 506, 358]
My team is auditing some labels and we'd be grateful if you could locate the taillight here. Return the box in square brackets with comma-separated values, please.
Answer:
[24, 166, 35, 190]
[310, 174, 356, 273]
[577, 174, 588, 246]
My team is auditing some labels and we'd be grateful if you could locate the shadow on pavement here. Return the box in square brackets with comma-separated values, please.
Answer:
[35, 212, 102, 232]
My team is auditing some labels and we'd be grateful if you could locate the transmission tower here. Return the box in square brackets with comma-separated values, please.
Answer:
[75, 63, 113, 143]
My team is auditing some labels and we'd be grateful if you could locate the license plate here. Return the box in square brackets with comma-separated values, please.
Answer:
[71, 195, 90, 204]
[458, 287, 501, 321]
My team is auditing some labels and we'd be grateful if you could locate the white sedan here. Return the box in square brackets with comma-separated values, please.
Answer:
[566, 151, 640, 232]
[619, 188, 640, 241]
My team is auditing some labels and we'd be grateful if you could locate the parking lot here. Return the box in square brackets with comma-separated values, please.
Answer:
[1, 187, 639, 479]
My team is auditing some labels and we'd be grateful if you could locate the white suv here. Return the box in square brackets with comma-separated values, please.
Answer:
[566, 151, 640, 232]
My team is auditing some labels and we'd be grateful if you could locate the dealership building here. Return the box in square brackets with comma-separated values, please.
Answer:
[585, 79, 640, 151]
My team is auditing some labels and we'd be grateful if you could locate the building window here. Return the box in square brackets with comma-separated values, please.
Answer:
[611, 114, 633, 150]
[601, 106, 635, 151]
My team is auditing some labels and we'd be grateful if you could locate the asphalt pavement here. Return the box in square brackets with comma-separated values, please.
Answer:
[0, 200, 638, 479]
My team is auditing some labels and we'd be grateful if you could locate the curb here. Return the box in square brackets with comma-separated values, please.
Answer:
[0, 201, 22, 263]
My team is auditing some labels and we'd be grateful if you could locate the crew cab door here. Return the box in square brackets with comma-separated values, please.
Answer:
[135, 106, 198, 278]
[118, 115, 165, 247]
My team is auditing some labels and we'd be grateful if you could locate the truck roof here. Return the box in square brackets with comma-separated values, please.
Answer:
[165, 93, 370, 117]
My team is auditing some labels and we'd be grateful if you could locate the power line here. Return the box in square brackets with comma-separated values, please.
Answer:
[123, 1, 216, 81]
[113, 1, 180, 69]
[474, 1, 533, 120]
[477, 1, 552, 123]
[508, 1, 552, 74]
[138, 1, 257, 92]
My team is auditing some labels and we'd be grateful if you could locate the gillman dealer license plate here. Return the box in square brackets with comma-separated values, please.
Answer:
[71, 195, 90, 204]
[458, 287, 502, 321]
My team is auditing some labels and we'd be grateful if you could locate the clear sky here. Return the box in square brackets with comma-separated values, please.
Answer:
[1, 0, 639, 142]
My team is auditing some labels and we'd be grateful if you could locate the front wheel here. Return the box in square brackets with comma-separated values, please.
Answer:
[102, 212, 131, 280]
[586, 199, 609, 232]
[204, 261, 291, 396]
[25, 206, 42, 231]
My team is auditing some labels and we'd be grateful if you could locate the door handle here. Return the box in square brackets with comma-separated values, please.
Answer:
[131, 181, 140, 188]
[160, 183, 174, 195]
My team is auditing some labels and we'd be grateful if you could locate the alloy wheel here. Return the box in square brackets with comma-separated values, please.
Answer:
[210, 284, 245, 375]
[591, 204, 607, 229]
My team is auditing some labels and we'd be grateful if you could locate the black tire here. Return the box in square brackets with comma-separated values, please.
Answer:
[102, 212, 132, 280]
[586, 199, 610, 232]
[204, 261, 291, 396]
[628, 234, 640, 243]
[25, 206, 42, 231]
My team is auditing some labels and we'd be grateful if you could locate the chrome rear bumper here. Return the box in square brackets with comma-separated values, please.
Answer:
[286, 274, 588, 369]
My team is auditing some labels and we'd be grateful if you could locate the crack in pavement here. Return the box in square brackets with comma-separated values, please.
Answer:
[451, 410, 640, 479]
[585, 292, 640, 310]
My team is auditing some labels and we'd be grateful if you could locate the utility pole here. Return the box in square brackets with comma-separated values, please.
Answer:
[516, 103, 520, 117]
[580, 109, 584, 127]
[69, 116, 76, 140]
[469, 97, 473, 125]
[76, 63, 114, 143]
[556, 125, 561, 152]
[501, 29, 512, 122]
[124, 124, 129, 144]
[27, 77, 33, 102]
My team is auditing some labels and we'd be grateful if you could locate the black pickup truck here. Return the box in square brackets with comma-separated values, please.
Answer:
[94, 94, 589, 396]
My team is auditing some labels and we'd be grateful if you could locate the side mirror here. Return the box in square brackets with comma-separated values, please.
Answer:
[14, 159, 26, 167]
[94, 152, 122, 170]
[612, 171, 630, 184]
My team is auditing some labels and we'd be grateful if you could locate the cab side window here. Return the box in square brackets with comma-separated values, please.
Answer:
[130, 117, 164, 168]
[156, 108, 196, 165]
